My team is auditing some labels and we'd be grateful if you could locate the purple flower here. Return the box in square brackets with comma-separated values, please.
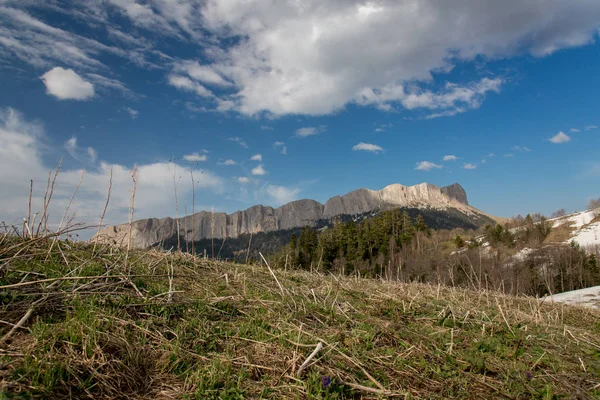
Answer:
[322, 376, 331, 388]
[525, 371, 533, 380]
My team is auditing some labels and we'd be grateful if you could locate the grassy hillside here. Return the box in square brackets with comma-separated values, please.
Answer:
[1, 237, 600, 399]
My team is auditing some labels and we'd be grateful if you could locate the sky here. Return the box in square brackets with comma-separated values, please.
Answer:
[1, 0, 600, 234]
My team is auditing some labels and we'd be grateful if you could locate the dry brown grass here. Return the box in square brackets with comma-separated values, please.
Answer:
[1, 236, 600, 399]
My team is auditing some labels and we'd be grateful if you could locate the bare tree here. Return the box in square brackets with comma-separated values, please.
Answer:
[589, 197, 600, 217]
[551, 208, 567, 218]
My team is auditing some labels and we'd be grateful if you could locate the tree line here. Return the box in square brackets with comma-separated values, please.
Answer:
[266, 209, 600, 297]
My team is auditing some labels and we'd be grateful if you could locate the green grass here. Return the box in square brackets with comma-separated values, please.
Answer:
[1, 236, 600, 399]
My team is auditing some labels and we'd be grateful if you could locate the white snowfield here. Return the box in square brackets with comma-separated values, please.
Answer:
[551, 210, 595, 229]
[546, 286, 600, 309]
[550, 209, 600, 249]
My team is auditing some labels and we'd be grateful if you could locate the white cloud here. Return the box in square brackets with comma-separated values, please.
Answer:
[487, 153, 495, 157]
[415, 161, 442, 171]
[172, 60, 232, 87]
[250, 154, 262, 161]
[123, 107, 139, 119]
[193, 0, 600, 116]
[64, 136, 98, 165]
[504, 153, 513, 157]
[40, 67, 95, 100]
[251, 164, 267, 175]
[221, 159, 237, 165]
[265, 184, 300, 206]
[229, 137, 248, 148]
[168, 74, 213, 97]
[512, 145, 531, 152]
[359, 77, 503, 117]
[296, 126, 326, 138]
[273, 141, 287, 154]
[443, 155, 457, 161]
[237, 176, 250, 183]
[0, 107, 223, 235]
[463, 163, 477, 170]
[549, 131, 571, 144]
[5, 2, 600, 117]
[183, 153, 207, 162]
[570, 128, 581, 132]
[585, 125, 598, 130]
[481, 159, 487, 164]
[261, 125, 274, 130]
[352, 142, 384, 153]
[87, 147, 97, 163]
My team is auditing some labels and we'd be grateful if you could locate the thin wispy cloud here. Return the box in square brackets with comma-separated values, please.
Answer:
[462, 163, 477, 170]
[123, 107, 139, 119]
[265, 184, 301, 205]
[585, 125, 598, 130]
[415, 161, 443, 171]
[570, 128, 581, 132]
[183, 153, 207, 162]
[352, 142, 384, 153]
[219, 159, 237, 166]
[228, 137, 248, 148]
[512, 146, 531, 152]
[549, 131, 571, 144]
[64, 136, 97, 165]
[443, 155, 457, 161]
[250, 154, 262, 161]
[273, 141, 287, 155]
[296, 126, 326, 138]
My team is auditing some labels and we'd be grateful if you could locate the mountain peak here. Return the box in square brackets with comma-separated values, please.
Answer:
[441, 183, 468, 205]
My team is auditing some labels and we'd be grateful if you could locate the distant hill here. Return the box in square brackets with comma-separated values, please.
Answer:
[93, 182, 496, 252]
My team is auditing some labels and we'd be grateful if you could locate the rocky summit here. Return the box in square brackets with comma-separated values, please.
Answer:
[93, 182, 489, 249]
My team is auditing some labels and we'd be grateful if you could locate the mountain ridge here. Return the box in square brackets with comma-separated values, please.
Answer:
[93, 182, 492, 249]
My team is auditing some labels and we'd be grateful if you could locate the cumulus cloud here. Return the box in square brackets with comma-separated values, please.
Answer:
[352, 142, 384, 153]
[237, 176, 250, 183]
[250, 154, 262, 161]
[251, 164, 267, 175]
[549, 131, 571, 144]
[265, 184, 300, 206]
[0, 107, 223, 235]
[443, 155, 457, 161]
[220, 159, 237, 165]
[5, 2, 600, 116]
[463, 163, 477, 170]
[415, 161, 443, 171]
[192, 0, 600, 116]
[296, 126, 326, 138]
[228, 137, 248, 148]
[40, 67, 95, 100]
[183, 153, 207, 162]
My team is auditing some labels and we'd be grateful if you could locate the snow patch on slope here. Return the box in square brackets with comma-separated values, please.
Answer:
[547, 286, 600, 309]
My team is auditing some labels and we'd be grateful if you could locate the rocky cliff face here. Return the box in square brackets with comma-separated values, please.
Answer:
[93, 182, 480, 248]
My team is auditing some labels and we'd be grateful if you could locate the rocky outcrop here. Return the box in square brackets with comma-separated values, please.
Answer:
[441, 183, 469, 205]
[93, 182, 481, 248]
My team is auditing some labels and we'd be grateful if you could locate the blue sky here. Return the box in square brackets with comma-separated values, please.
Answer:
[1, 0, 600, 230]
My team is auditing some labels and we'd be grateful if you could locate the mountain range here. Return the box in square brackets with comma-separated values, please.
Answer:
[93, 182, 495, 250]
